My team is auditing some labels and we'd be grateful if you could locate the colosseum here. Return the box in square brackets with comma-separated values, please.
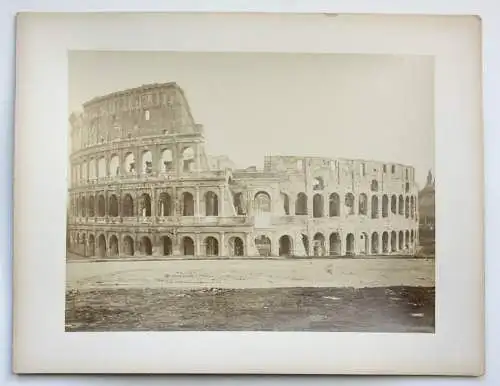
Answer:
[67, 82, 420, 259]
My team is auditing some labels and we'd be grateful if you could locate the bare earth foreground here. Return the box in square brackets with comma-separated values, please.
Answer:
[66, 258, 435, 332]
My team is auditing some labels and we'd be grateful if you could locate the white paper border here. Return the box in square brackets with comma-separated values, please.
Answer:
[13, 12, 483, 375]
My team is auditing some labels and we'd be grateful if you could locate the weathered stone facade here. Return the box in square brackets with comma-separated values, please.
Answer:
[67, 83, 419, 259]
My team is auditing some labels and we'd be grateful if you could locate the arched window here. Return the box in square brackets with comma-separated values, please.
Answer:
[358, 193, 368, 215]
[295, 193, 308, 215]
[142, 150, 153, 174]
[278, 235, 293, 257]
[382, 232, 389, 253]
[122, 235, 134, 256]
[158, 192, 172, 216]
[140, 193, 151, 217]
[391, 231, 397, 252]
[182, 147, 195, 172]
[122, 194, 134, 217]
[229, 237, 244, 257]
[205, 236, 219, 256]
[205, 191, 219, 216]
[140, 236, 153, 255]
[391, 195, 397, 214]
[371, 180, 378, 192]
[109, 235, 119, 256]
[162, 236, 172, 256]
[382, 195, 389, 218]
[255, 235, 271, 257]
[398, 195, 404, 215]
[97, 234, 106, 258]
[182, 192, 194, 216]
[108, 194, 118, 217]
[345, 193, 355, 215]
[124, 152, 135, 174]
[97, 194, 105, 217]
[371, 195, 379, 218]
[182, 236, 195, 256]
[109, 155, 120, 176]
[346, 233, 355, 255]
[254, 191, 271, 213]
[371, 233, 379, 254]
[329, 233, 341, 255]
[160, 149, 173, 172]
[87, 195, 95, 217]
[233, 192, 246, 215]
[313, 233, 326, 256]
[399, 231, 404, 250]
[329, 193, 340, 217]
[313, 194, 324, 218]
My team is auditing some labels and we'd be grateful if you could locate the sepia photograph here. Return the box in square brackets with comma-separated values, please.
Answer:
[64, 51, 436, 333]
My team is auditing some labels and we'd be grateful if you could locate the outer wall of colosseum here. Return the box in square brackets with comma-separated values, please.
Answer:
[67, 83, 419, 259]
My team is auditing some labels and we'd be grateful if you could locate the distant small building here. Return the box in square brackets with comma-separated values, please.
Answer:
[419, 170, 435, 230]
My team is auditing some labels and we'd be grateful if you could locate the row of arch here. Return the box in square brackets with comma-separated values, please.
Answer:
[69, 233, 245, 258]
[72, 146, 197, 182]
[71, 190, 418, 220]
[71, 191, 219, 217]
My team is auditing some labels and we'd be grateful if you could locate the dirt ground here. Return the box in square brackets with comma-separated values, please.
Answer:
[65, 286, 435, 332]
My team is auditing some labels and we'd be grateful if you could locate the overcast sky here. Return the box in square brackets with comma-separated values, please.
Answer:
[69, 51, 434, 188]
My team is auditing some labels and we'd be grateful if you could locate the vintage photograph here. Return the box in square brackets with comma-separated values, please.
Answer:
[65, 51, 435, 332]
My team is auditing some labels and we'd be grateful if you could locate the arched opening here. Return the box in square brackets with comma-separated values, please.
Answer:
[228, 237, 244, 257]
[122, 194, 134, 217]
[205, 236, 219, 256]
[399, 231, 404, 250]
[122, 236, 134, 256]
[88, 195, 95, 217]
[88, 234, 95, 257]
[405, 182, 410, 193]
[205, 191, 219, 216]
[371, 195, 379, 218]
[398, 195, 404, 215]
[109, 235, 119, 257]
[124, 152, 136, 174]
[97, 234, 106, 258]
[411, 230, 415, 244]
[110, 155, 120, 176]
[254, 191, 271, 214]
[182, 147, 195, 172]
[359, 233, 369, 255]
[345, 193, 355, 215]
[142, 150, 153, 174]
[140, 193, 152, 217]
[391, 195, 397, 214]
[160, 149, 173, 172]
[405, 230, 410, 249]
[405, 196, 410, 218]
[233, 192, 246, 215]
[391, 231, 397, 252]
[182, 236, 195, 256]
[109, 195, 118, 217]
[140, 236, 153, 256]
[97, 157, 106, 178]
[313, 194, 324, 218]
[382, 232, 389, 253]
[97, 194, 105, 217]
[313, 176, 325, 190]
[359, 193, 368, 215]
[329, 233, 341, 255]
[410, 196, 415, 218]
[329, 193, 340, 217]
[313, 233, 326, 256]
[255, 235, 271, 257]
[182, 192, 194, 216]
[281, 192, 290, 215]
[295, 192, 308, 215]
[158, 193, 172, 216]
[162, 236, 172, 256]
[371, 233, 379, 254]
[371, 180, 379, 192]
[382, 195, 389, 217]
[89, 158, 96, 179]
[278, 235, 292, 257]
[346, 233, 355, 256]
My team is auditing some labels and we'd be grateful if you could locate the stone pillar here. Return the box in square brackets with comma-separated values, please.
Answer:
[152, 234, 161, 257]
[245, 233, 252, 256]
[151, 188, 156, 218]
[218, 185, 225, 217]
[104, 190, 109, 218]
[323, 193, 329, 218]
[340, 232, 346, 256]
[173, 233, 181, 256]
[219, 232, 226, 257]
[195, 233, 201, 257]
[271, 235, 279, 257]
[195, 186, 200, 217]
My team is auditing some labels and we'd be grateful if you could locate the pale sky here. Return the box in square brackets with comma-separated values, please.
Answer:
[69, 51, 434, 188]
